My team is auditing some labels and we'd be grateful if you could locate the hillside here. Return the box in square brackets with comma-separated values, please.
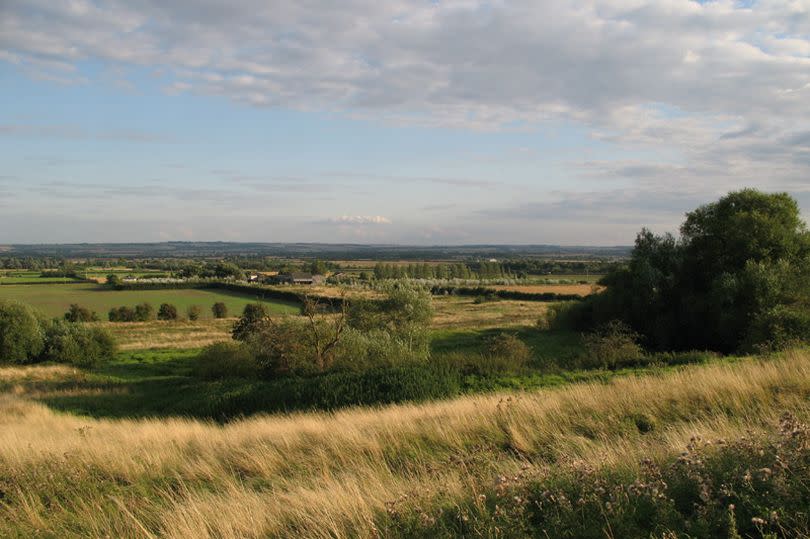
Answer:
[1, 350, 808, 538]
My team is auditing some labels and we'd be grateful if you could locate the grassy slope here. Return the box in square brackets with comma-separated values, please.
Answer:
[0, 283, 300, 318]
[0, 350, 808, 537]
[0, 329, 588, 419]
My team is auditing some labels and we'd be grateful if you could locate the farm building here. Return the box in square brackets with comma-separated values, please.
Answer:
[268, 272, 325, 285]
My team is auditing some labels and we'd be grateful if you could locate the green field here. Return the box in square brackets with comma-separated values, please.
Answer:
[0, 283, 300, 319]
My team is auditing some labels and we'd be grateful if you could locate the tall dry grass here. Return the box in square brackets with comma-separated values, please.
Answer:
[0, 350, 808, 537]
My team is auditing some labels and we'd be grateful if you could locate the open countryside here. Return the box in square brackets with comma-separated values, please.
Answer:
[4, 1, 810, 536]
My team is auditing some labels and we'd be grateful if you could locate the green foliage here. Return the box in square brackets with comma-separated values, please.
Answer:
[0, 300, 45, 363]
[231, 302, 270, 341]
[207, 362, 462, 416]
[580, 320, 644, 370]
[157, 303, 178, 321]
[332, 328, 429, 372]
[211, 302, 228, 319]
[64, 303, 99, 322]
[105, 274, 122, 286]
[348, 282, 433, 355]
[567, 189, 810, 352]
[195, 341, 259, 380]
[187, 305, 202, 321]
[134, 302, 154, 322]
[41, 320, 116, 368]
[108, 305, 136, 322]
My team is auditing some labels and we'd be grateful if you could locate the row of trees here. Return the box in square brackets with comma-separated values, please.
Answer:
[372, 262, 511, 280]
[105, 302, 229, 322]
[559, 189, 810, 353]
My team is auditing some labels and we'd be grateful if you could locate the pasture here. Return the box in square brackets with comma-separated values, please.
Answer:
[0, 283, 300, 319]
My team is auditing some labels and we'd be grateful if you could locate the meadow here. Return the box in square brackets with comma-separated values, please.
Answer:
[0, 283, 300, 319]
[1, 349, 807, 537]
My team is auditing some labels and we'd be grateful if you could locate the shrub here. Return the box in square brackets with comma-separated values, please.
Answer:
[332, 328, 430, 372]
[208, 362, 462, 416]
[187, 305, 202, 321]
[157, 303, 178, 321]
[134, 302, 155, 322]
[580, 320, 644, 370]
[64, 304, 98, 323]
[212, 302, 228, 319]
[41, 320, 116, 368]
[0, 301, 45, 363]
[108, 306, 136, 322]
[195, 342, 258, 380]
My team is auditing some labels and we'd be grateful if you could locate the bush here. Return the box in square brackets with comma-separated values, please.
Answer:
[41, 320, 116, 368]
[157, 303, 178, 321]
[0, 301, 45, 363]
[195, 342, 259, 380]
[580, 320, 644, 370]
[207, 362, 462, 416]
[64, 304, 98, 323]
[212, 302, 228, 319]
[187, 305, 202, 321]
[332, 328, 430, 372]
[134, 302, 155, 322]
[108, 306, 136, 322]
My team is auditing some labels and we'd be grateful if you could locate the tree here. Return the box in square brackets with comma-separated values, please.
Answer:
[309, 259, 328, 275]
[157, 303, 178, 321]
[347, 282, 433, 356]
[232, 303, 270, 341]
[64, 304, 98, 323]
[41, 320, 116, 368]
[187, 305, 202, 321]
[134, 302, 154, 322]
[300, 294, 347, 372]
[212, 302, 228, 319]
[105, 274, 122, 287]
[570, 189, 810, 353]
[0, 301, 45, 363]
[109, 306, 136, 322]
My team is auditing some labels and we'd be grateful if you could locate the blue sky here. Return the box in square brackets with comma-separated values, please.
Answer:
[2, 0, 809, 245]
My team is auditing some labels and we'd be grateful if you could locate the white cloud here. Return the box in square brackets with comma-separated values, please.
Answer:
[326, 215, 392, 225]
[3, 0, 810, 242]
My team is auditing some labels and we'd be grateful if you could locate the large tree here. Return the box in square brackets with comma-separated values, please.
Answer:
[575, 189, 810, 353]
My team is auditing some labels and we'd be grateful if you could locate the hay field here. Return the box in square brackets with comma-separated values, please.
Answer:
[432, 296, 550, 329]
[0, 350, 807, 537]
[98, 319, 237, 350]
[489, 283, 603, 296]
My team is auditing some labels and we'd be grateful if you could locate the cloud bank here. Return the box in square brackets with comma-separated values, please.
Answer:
[2, 0, 810, 243]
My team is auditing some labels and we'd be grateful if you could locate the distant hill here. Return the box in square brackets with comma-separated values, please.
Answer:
[4, 242, 631, 260]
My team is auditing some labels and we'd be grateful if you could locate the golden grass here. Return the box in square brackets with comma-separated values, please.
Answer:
[1, 350, 809, 537]
[97, 319, 236, 350]
[432, 296, 550, 329]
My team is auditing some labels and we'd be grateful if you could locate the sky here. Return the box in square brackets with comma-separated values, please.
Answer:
[1, 0, 810, 245]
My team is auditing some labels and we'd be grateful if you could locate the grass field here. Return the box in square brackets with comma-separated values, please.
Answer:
[0, 283, 300, 319]
[98, 319, 237, 350]
[0, 349, 807, 537]
[432, 296, 551, 328]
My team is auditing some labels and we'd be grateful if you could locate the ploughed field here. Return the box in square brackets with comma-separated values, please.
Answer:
[0, 283, 300, 319]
